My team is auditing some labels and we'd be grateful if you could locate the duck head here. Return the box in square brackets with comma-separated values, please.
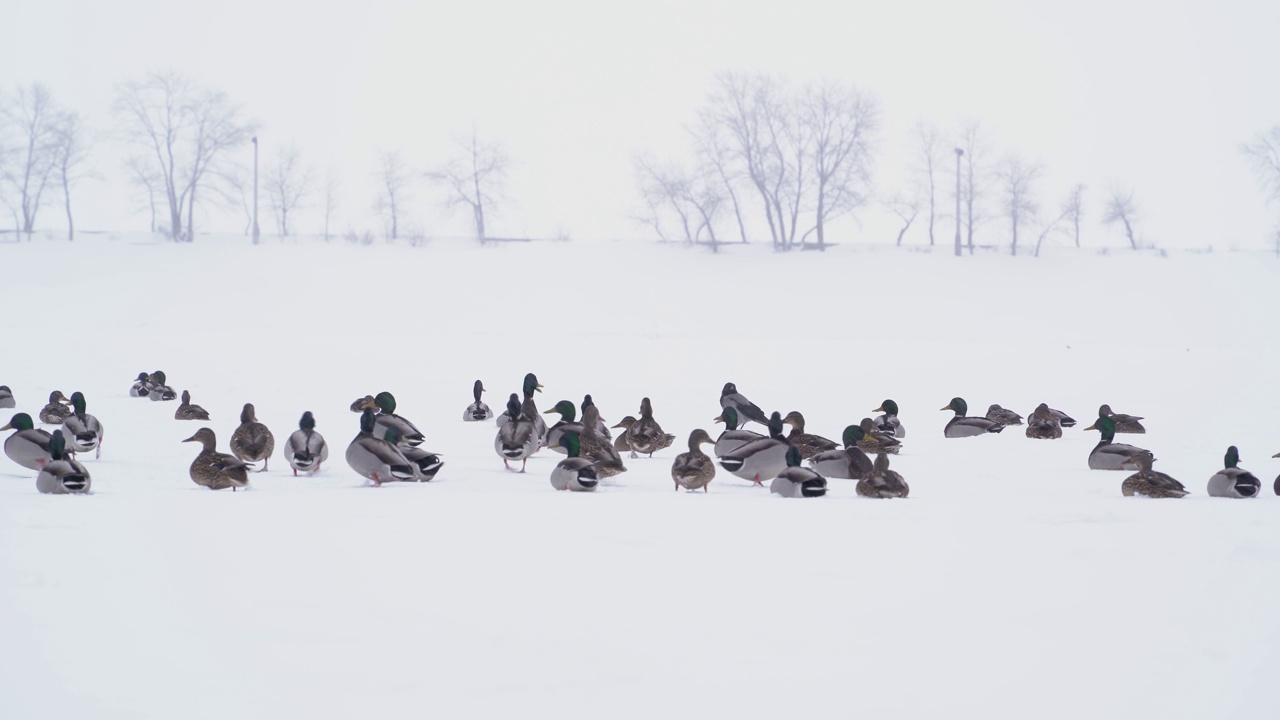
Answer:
[874, 399, 899, 416]
[1, 413, 34, 432]
[182, 427, 217, 451]
[940, 397, 967, 416]
[544, 400, 577, 423]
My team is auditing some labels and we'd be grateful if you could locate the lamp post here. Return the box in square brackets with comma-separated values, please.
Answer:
[954, 147, 963, 257]
[252, 136, 260, 245]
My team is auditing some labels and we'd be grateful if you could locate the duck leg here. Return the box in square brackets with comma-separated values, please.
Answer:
[520, 458, 527, 473]
[503, 459, 511, 472]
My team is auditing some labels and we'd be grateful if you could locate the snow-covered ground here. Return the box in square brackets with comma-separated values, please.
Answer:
[2, 234, 1279, 719]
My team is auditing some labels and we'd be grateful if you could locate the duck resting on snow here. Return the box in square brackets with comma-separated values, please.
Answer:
[942, 398, 1004, 438]
[1082, 415, 1149, 471]
[1206, 446, 1261, 498]
[463, 380, 493, 422]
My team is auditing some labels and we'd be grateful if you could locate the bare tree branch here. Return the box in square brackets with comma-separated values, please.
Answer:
[2, 83, 61, 239]
[1102, 187, 1140, 250]
[425, 128, 510, 241]
[374, 150, 411, 240]
[996, 154, 1042, 256]
[265, 144, 313, 237]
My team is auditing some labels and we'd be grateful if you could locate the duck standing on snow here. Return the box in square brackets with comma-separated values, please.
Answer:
[942, 398, 1005, 438]
[712, 406, 763, 458]
[719, 382, 770, 429]
[719, 411, 789, 486]
[1207, 446, 1261, 498]
[579, 403, 627, 478]
[369, 392, 427, 448]
[175, 390, 211, 420]
[0, 385, 15, 409]
[182, 428, 250, 491]
[985, 404, 1023, 426]
[230, 403, 275, 472]
[581, 394, 612, 440]
[347, 408, 416, 486]
[1082, 415, 1149, 470]
[129, 372, 152, 398]
[61, 391, 103, 458]
[671, 429, 716, 492]
[283, 411, 329, 476]
[544, 400, 584, 455]
[36, 430, 92, 494]
[807, 425, 874, 480]
[618, 397, 675, 458]
[2, 413, 54, 470]
[1025, 403, 1063, 439]
[1098, 404, 1145, 434]
[770, 446, 828, 498]
[549, 432, 599, 492]
[857, 454, 909, 499]
[463, 380, 493, 421]
[146, 371, 177, 401]
[872, 399, 905, 438]
[497, 374, 547, 447]
[39, 391, 73, 425]
[782, 411, 838, 459]
[495, 394, 538, 472]
[1121, 452, 1187, 498]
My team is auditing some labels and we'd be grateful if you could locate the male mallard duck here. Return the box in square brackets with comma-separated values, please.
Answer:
[1098, 404, 1145, 434]
[807, 425, 874, 480]
[581, 394, 612, 440]
[463, 380, 493, 422]
[857, 454, 909, 498]
[719, 412, 789, 486]
[175, 390, 211, 420]
[283, 411, 329, 476]
[370, 392, 426, 448]
[872, 399, 905, 438]
[0, 385, 14, 409]
[3, 413, 54, 470]
[617, 397, 675, 458]
[129, 372, 151, 398]
[400, 443, 444, 481]
[671, 429, 716, 492]
[496, 374, 547, 447]
[548, 432, 599, 492]
[61, 391, 103, 458]
[495, 394, 539, 472]
[1082, 415, 1149, 470]
[719, 382, 770, 428]
[857, 418, 901, 454]
[781, 411, 838, 459]
[984, 404, 1023, 426]
[579, 404, 627, 478]
[1025, 403, 1062, 439]
[39, 391, 73, 425]
[544, 400, 585, 455]
[770, 446, 828, 498]
[182, 427, 250, 491]
[230, 403, 275, 471]
[36, 430, 92, 494]
[350, 395, 375, 413]
[1207, 446, 1261, 498]
[1052, 408, 1077, 427]
[1120, 452, 1187, 498]
[146, 371, 177, 401]
[942, 398, 1005, 438]
[346, 408, 416, 486]
[712, 407, 763, 458]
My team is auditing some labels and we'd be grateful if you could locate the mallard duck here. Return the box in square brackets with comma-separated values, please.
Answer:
[548, 432, 599, 492]
[230, 403, 275, 471]
[942, 398, 1005, 438]
[984, 404, 1023, 426]
[175, 390, 210, 420]
[496, 374, 547, 447]
[611, 416, 678, 456]
[2, 413, 54, 470]
[36, 430, 92, 494]
[544, 400, 585, 455]
[578, 404, 627, 478]
[1082, 415, 1149, 470]
[346, 409, 417, 486]
[1025, 403, 1062, 440]
[61, 391, 103, 458]
[770, 446, 828, 498]
[1207, 446, 1261, 498]
[719, 382, 769, 428]
[807, 425, 874, 479]
[1273, 451, 1280, 495]
[146, 371, 177, 401]
[858, 418, 901, 454]
[495, 394, 538, 472]
[781, 411, 838, 459]
[1099, 404, 1145, 434]
[182, 427, 250, 491]
[350, 395, 375, 413]
[369, 392, 427, 448]
[712, 406, 763, 458]
[401, 443, 444, 481]
[672, 429, 716, 492]
[581, 394, 612, 440]
[0, 385, 14, 409]
[1052, 408, 1077, 427]
[1120, 452, 1187, 498]
[617, 398, 676, 458]
[39, 391, 73, 425]
[872, 399, 905, 438]
[129, 372, 151, 398]
[283, 411, 329, 476]
[463, 380, 493, 422]
[857, 453, 909, 498]
[719, 411, 789, 486]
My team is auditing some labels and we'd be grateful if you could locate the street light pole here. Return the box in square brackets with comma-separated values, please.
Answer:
[954, 148, 963, 257]
[252, 136, 260, 245]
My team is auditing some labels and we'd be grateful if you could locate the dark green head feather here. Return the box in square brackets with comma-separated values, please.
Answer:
[523, 373, 541, 398]
[70, 391, 87, 415]
[4, 413, 35, 431]
[375, 392, 396, 413]
[383, 427, 403, 445]
[878, 399, 899, 416]
[767, 411, 784, 438]
[49, 429, 67, 461]
[1225, 445, 1240, 469]
[506, 394, 522, 420]
[549, 400, 576, 422]
[299, 411, 316, 431]
[561, 431, 582, 458]
[785, 445, 803, 467]
[841, 424, 866, 448]
[359, 407, 377, 434]
[719, 406, 740, 430]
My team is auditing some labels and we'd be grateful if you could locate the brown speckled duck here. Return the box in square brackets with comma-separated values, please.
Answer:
[230, 403, 275, 471]
[175, 390, 210, 421]
[38, 391, 73, 425]
[671, 429, 716, 492]
[183, 428, 250, 491]
[781, 411, 838, 459]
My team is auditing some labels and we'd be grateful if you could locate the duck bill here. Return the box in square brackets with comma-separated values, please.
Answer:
[535, 384, 544, 393]
[1082, 423, 1097, 431]
[610, 421, 626, 429]
[712, 415, 724, 424]
[938, 406, 950, 411]
[873, 405, 884, 413]
[542, 408, 559, 416]
[0, 423, 11, 431]
[181, 433, 200, 443]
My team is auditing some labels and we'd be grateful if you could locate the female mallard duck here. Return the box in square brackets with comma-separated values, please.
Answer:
[1099, 404, 1145, 434]
[549, 432, 599, 492]
[129, 372, 151, 398]
[3, 413, 54, 470]
[146, 371, 177, 401]
[618, 397, 676, 458]
[719, 382, 769, 428]
[770, 446, 828, 498]
[942, 398, 1005, 438]
[463, 380, 493, 422]
[39, 391, 73, 425]
[1025, 403, 1062, 439]
[781, 411, 838, 459]
[858, 418, 901, 454]
[719, 412, 789, 486]
[182, 427, 250, 491]
[369, 392, 426, 448]
[807, 425, 874, 479]
[1120, 452, 1187, 498]
[230, 403, 275, 471]
[37, 431, 92, 494]
[61, 391, 103, 458]
[872, 399, 905, 438]
[581, 394, 612, 439]
[671, 429, 716, 492]
[544, 400, 585, 455]
[579, 404, 626, 478]
[984, 404, 1023, 426]
[712, 407, 763, 458]
[175, 390, 211, 420]
[0, 385, 14, 409]
[346, 408, 416, 485]
[350, 395, 375, 413]
[283, 411, 328, 476]
[1082, 415, 1149, 470]
[1207, 446, 1261, 498]
[857, 454, 909, 498]
[495, 394, 539, 472]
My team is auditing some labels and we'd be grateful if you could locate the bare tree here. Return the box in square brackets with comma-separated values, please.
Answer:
[1242, 126, 1280, 205]
[321, 171, 339, 242]
[123, 155, 161, 233]
[957, 121, 989, 254]
[708, 72, 791, 250]
[52, 111, 93, 241]
[2, 83, 61, 239]
[915, 122, 943, 246]
[633, 154, 724, 251]
[426, 128, 509, 241]
[114, 72, 255, 241]
[265, 144, 313, 237]
[1103, 188, 1139, 249]
[885, 192, 921, 247]
[996, 154, 1042, 256]
[688, 113, 748, 243]
[218, 165, 254, 236]
[374, 151, 411, 241]
[1062, 183, 1085, 247]
[798, 80, 878, 250]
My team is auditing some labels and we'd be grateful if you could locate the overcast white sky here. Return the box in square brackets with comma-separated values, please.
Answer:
[3, 0, 1278, 248]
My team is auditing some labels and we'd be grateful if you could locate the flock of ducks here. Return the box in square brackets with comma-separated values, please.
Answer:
[2, 375, 1278, 501]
